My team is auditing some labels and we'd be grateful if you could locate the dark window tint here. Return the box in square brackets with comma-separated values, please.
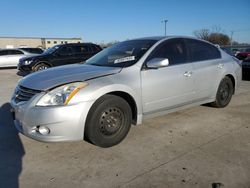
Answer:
[72, 45, 89, 54]
[83, 45, 92, 53]
[0, 50, 8, 56]
[8, 50, 24, 55]
[54, 41, 57, 44]
[91, 45, 101, 52]
[148, 39, 188, 65]
[185, 39, 221, 62]
[47, 41, 51, 44]
[20, 48, 43, 54]
[58, 46, 73, 55]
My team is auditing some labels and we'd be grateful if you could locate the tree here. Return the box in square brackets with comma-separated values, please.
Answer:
[209, 33, 230, 45]
[193, 29, 210, 41]
[193, 27, 231, 45]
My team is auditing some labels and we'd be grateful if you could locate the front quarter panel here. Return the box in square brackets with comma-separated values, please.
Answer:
[69, 67, 143, 124]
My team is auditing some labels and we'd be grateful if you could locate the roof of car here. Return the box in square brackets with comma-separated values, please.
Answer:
[19, 47, 42, 49]
[131, 36, 203, 41]
[131, 36, 221, 48]
[0, 48, 24, 51]
[62, 42, 98, 46]
[132, 36, 167, 41]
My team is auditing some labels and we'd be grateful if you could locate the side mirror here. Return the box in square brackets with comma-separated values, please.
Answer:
[146, 58, 169, 69]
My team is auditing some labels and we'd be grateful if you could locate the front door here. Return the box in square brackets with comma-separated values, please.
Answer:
[141, 38, 195, 114]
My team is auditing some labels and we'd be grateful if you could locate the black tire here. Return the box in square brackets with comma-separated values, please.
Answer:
[211, 76, 234, 108]
[85, 94, 132, 147]
[33, 63, 50, 72]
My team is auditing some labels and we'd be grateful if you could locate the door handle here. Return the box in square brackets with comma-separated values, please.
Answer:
[218, 63, 224, 69]
[183, 71, 192, 77]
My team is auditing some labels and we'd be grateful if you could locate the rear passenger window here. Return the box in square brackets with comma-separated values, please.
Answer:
[8, 50, 24, 55]
[148, 39, 188, 65]
[0, 50, 8, 56]
[73, 46, 89, 54]
[85, 45, 93, 53]
[186, 39, 221, 62]
[91, 45, 101, 52]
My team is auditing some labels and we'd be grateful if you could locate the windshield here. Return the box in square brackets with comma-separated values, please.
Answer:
[86, 40, 157, 67]
[44, 45, 61, 54]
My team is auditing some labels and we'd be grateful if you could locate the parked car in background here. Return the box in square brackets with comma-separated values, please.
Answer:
[242, 54, 250, 79]
[0, 49, 38, 68]
[11, 36, 241, 147]
[236, 48, 250, 60]
[221, 47, 234, 56]
[18, 43, 102, 72]
[19, 47, 44, 54]
[231, 48, 240, 56]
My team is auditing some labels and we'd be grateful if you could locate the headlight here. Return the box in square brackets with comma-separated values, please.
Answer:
[36, 82, 88, 106]
[24, 60, 33, 65]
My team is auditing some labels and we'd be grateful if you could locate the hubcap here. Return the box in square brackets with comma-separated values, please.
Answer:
[99, 107, 124, 136]
[219, 83, 230, 102]
[38, 65, 48, 70]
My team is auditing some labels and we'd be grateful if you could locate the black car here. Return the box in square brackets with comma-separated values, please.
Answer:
[19, 47, 44, 54]
[18, 43, 102, 72]
[242, 55, 250, 80]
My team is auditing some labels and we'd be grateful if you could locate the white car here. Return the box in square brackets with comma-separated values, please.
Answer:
[0, 49, 37, 68]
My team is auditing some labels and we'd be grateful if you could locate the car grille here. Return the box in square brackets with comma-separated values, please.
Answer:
[14, 85, 41, 103]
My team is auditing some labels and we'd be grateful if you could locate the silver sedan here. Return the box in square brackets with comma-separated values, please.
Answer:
[0, 49, 36, 67]
[11, 36, 242, 147]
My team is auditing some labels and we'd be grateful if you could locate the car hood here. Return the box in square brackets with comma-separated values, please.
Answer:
[19, 64, 122, 91]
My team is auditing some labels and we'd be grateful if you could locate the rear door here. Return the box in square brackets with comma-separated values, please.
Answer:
[5, 50, 25, 67]
[141, 38, 195, 114]
[71, 45, 92, 62]
[90, 44, 102, 56]
[0, 50, 9, 67]
[78, 44, 95, 61]
[184, 39, 223, 100]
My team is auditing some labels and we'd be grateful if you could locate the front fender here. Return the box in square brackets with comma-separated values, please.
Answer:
[69, 78, 143, 123]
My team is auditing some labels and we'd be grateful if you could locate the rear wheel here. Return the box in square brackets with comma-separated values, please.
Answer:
[33, 63, 50, 72]
[85, 95, 132, 147]
[211, 76, 234, 108]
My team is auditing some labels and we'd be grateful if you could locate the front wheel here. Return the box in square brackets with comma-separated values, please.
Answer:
[211, 76, 234, 108]
[33, 63, 50, 72]
[84, 95, 132, 147]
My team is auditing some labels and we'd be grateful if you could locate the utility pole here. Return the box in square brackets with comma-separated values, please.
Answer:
[230, 31, 234, 49]
[230, 29, 250, 49]
[162, 19, 168, 36]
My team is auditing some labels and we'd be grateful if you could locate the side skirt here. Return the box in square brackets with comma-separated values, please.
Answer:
[141, 98, 215, 121]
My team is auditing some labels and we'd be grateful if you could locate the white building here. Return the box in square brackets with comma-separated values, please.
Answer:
[0, 37, 82, 49]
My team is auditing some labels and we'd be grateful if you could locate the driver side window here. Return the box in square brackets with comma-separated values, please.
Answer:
[148, 39, 188, 66]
